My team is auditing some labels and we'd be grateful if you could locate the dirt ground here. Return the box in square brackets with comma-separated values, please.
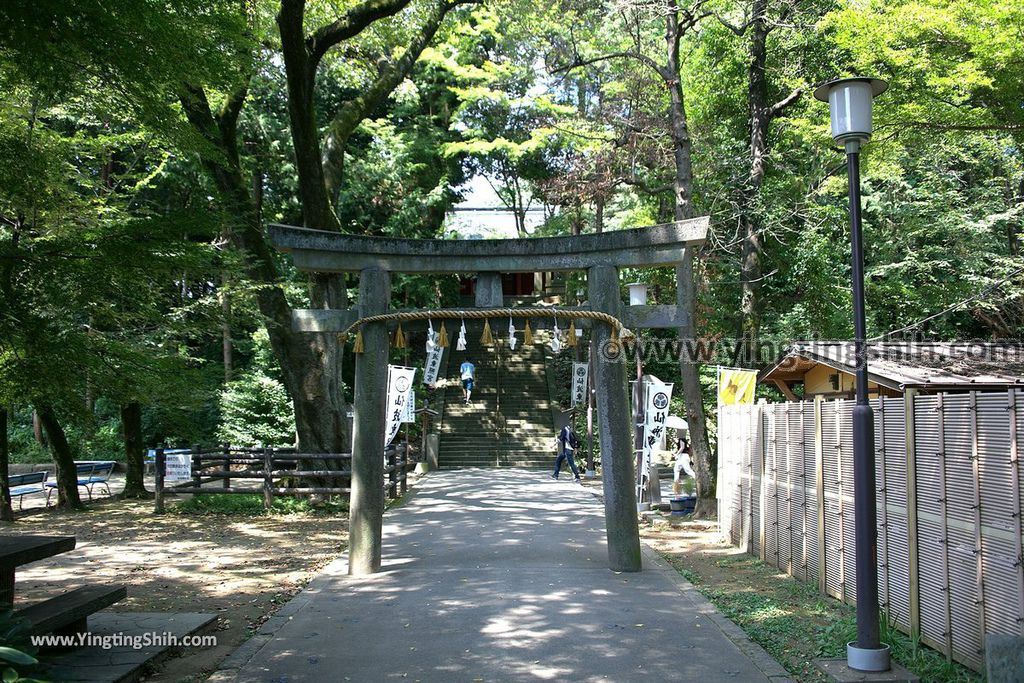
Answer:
[4, 498, 349, 682]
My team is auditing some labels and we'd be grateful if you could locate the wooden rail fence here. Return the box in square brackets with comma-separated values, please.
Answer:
[153, 444, 414, 513]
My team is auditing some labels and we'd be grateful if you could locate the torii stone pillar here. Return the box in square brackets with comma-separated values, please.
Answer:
[349, 267, 390, 575]
[588, 265, 642, 572]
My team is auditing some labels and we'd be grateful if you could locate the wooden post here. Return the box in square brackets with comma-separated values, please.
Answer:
[815, 395, 826, 595]
[799, 401, 809, 581]
[222, 443, 231, 490]
[262, 447, 273, 510]
[154, 447, 165, 514]
[746, 403, 755, 556]
[350, 267, 390, 576]
[785, 402, 795, 577]
[192, 443, 202, 491]
[758, 401, 767, 563]
[586, 344, 595, 475]
[1008, 389, 1024, 636]
[588, 264, 641, 572]
[937, 393, 953, 661]
[877, 398, 891, 618]
[836, 400, 846, 603]
[388, 448, 397, 499]
[904, 388, 921, 645]
[969, 391, 987, 657]
[400, 444, 408, 495]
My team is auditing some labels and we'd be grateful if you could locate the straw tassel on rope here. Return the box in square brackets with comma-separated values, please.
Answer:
[438, 321, 449, 347]
[393, 323, 407, 349]
[480, 319, 494, 345]
[566, 321, 577, 347]
[353, 329, 365, 353]
[524, 320, 534, 345]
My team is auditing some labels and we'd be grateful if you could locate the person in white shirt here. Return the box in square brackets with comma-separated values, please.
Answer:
[674, 437, 695, 486]
[460, 360, 475, 403]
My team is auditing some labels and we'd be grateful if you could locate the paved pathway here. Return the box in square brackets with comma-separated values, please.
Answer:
[215, 469, 791, 682]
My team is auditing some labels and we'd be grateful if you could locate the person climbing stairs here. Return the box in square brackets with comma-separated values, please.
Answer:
[438, 320, 555, 468]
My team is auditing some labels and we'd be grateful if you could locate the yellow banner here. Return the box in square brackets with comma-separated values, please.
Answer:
[718, 368, 757, 406]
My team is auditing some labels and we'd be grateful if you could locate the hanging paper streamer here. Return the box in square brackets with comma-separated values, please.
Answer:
[456, 319, 467, 351]
[426, 320, 436, 352]
[481, 319, 494, 345]
[508, 317, 518, 351]
[438, 321, 449, 348]
[550, 317, 563, 354]
[524, 320, 534, 345]
[566, 321, 578, 347]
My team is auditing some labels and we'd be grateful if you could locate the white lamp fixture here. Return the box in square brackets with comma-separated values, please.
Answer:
[627, 282, 648, 307]
[813, 77, 888, 152]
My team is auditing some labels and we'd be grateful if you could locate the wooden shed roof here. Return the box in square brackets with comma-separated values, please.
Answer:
[759, 341, 1024, 391]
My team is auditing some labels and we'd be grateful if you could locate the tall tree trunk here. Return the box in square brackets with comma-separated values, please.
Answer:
[120, 402, 148, 498]
[32, 410, 45, 448]
[595, 197, 605, 233]
[740, 0, 769, 363]
[1010, 176, 1023, 256]
[181, 85, 351, 455]
[221, 281, 234, 383]
[35, 405, 83, 510]
[0, 407, 13, 522]
[664, 4, 714, 518]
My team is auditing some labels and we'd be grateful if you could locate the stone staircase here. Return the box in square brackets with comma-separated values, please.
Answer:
[439, 322, 555, 468]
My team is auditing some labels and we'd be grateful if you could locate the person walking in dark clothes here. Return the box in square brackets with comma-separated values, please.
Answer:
[552, 422, 581, 482]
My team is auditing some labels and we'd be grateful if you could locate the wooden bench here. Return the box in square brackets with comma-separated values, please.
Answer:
[15, 585, 127, 636]
[0, 536, 127, 639]
[7, 471, 48, 510]
[45, 461, 116, 505]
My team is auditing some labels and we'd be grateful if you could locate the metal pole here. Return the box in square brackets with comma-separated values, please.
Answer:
[846, 147, 883, 662]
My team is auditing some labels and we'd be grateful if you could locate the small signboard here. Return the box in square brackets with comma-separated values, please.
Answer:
[164, 453, 192, 482]
[403, 388, 416, 423]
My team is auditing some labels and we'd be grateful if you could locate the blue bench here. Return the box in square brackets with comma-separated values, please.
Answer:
[7, 472, 49, 510]
[45, 461, 116, 504]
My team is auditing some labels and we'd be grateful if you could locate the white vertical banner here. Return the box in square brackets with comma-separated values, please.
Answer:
[403, 388, 416, 423]
[639, 379, 673, 501]
[385, 365, 417, 447]
[571, 361, 589, 407]
[423, 345, 444, 386]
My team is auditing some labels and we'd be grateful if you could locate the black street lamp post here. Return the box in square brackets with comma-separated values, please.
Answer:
[814, 77, 891, 673]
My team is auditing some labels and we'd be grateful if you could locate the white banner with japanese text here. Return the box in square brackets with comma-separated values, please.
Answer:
[639, 379, 673, 500]
[423, 343, 443, 386]
[571, 361, 589, 408]
[385, 365, 417, 447]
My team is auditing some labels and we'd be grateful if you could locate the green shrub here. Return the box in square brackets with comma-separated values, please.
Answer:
[217, 372, 295, 447]
[173, 494, 347, 516]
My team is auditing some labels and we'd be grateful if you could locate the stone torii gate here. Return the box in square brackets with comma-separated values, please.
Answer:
[269, 217, 709, 575]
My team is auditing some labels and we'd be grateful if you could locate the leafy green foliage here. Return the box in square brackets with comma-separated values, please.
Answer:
[174, 493, 347, 516]
[217, 331, 295, 447]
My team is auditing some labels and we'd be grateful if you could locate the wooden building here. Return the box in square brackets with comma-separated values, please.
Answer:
[759, 341, 1024, 401]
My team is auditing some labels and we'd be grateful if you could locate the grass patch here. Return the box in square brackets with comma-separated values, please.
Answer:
[661, 548, 980, 682]
[173, 494, 348, 516]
